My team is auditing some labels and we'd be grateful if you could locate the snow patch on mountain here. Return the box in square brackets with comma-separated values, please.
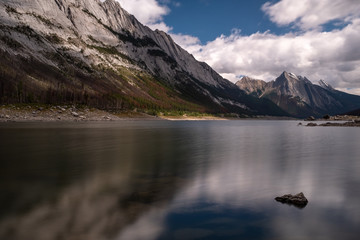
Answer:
[318, 79, 334, 91]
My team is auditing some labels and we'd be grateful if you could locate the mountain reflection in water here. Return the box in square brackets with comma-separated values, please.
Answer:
[0, 121, 360, 240]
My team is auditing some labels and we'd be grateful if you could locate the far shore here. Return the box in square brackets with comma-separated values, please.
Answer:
[302, 115, 360, 127]
[304, 121, 360, 127]
[1, 104, 359, 124]
[0, 104, 297, 122]
[0, 104, 158, 122]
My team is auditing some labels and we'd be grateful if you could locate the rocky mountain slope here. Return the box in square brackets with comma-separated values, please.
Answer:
[235, 76, 267, 98]
[236, 71, 360, 117]
[0, 0, 286, 116]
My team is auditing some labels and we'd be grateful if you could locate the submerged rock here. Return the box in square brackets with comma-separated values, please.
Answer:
[275, 192, 308, 207]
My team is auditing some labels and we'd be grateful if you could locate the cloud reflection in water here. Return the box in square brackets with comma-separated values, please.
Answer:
[1, 121, 360, 240]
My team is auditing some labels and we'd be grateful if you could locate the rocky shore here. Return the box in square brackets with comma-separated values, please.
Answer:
[0, 105, 233, 122]
[2, 105, 360, 123]
[306, 121, 360, 127]
[303, 115, 360, 127]
[1, 104, 298, 122]
[0, 105, 158, 122]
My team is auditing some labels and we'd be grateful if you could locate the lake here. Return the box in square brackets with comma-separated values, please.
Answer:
[1, 120, 360, 240]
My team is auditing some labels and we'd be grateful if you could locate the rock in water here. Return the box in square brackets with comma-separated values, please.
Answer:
[275, 192, 308, 207]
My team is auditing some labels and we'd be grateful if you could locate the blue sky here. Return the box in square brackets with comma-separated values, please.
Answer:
[117, 0, 360, 94]
[162, 0, 287, 43]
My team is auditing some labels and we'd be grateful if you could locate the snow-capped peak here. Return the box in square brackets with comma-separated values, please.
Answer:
[288, 72, 298, 79]
[318, 79, 334, 90]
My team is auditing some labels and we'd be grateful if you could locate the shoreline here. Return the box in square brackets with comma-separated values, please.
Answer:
[0, 105, 297, 122]
[3, 105, 359, 124]
[303, 115, 360, 127]
[305, 121, 360, 127]
[0, 105, 159, 122]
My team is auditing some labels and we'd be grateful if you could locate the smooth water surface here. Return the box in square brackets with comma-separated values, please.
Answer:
[1, 120, 360, 240]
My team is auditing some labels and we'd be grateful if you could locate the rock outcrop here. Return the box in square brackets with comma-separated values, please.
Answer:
[275, 192, 308, 207]
[235, 76, 267, 97]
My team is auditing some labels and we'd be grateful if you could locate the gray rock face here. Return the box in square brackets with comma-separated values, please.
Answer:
[275, 192, 308, 207]
[267, 72, 342, 111]
[318, 79, 334, 91]
[236, 71, 360, 117]
[235, 76, 267, 97]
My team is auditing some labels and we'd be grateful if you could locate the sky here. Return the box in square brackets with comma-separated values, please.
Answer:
[116, 0, 360, 95]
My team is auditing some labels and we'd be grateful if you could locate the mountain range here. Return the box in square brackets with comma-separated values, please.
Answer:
[0, 0, 359, 118]
[0, 0, 286, 116]
[236, 71, 360, 117]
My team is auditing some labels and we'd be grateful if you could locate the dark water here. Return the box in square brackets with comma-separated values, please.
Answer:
[1, 120, 360, 240]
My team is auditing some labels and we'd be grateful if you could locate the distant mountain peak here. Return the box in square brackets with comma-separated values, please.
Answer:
[235, 76, 267, 97]
[275, 72, 315, 87]
[287, 72, 299, 80]
[278, 71, 300, 81]
[236, 71, 360, 117]
[239, 76, 265, 83]
[318, 79, 334, 91]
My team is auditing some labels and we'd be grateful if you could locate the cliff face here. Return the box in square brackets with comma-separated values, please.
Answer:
[0, 0, 286, 115]
[236, 71, 360, 117]
[235, 76, 267, 97]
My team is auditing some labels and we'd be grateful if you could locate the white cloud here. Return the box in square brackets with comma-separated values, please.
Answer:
[116, 0, 172, 31]
[148, 22, 173, 32]
[181, 19, 360, 94]
[262, 0, 360, 30]
[113, 0, 360, 95]
[169, 33, 202, 53]
[114, 0, 191, 38]
[117, 0, 168, 24]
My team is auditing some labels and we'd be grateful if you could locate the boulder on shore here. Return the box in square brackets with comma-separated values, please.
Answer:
[305, 116, 316, 121]
[71, 112, 79, 117]
[275, 192, 308, 207]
